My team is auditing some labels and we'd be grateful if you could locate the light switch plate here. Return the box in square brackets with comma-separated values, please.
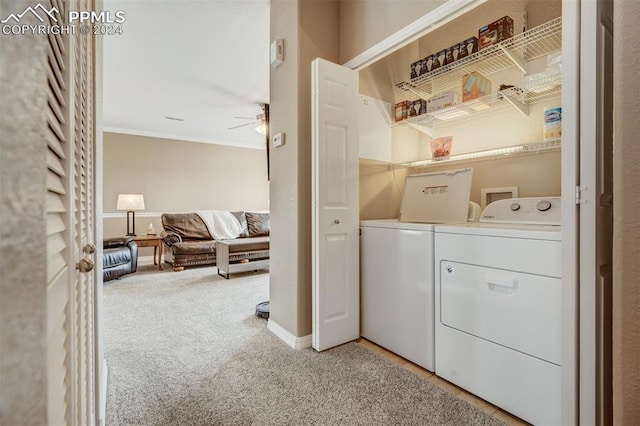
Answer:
[270, 39, 284, 68]
[272, 132, 285, 148]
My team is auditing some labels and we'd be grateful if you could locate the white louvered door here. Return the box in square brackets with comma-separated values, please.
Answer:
[46, 0, 99, 424]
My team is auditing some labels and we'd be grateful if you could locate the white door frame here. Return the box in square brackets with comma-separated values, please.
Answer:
[561, 1, 580, 424]
[577, 0, 614, 424]
[93, 18, 107, 426]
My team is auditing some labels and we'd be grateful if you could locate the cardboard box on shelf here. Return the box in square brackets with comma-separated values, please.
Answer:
[422, 55, 436, 74]
[434, 49, 448, 69]
[446, 45, 458, 65]
[462, 71, 492, 102]
[478, 16, 514, 50]
[459, 36, 478, 59]
[430, 136, 454, 160]
[394, 101, 411, 122]
[410, 99, 427, 117]
[427, 91, 459, 113]
[410, 59, 424, 80]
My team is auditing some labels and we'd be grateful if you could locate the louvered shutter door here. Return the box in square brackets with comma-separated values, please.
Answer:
[46, 0, 72, 423]
[45, 0, 98, 424]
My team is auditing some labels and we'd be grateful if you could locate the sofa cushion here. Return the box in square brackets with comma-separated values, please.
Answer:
[246, 212, 270, 237]
[230, 211, 250, 238]
[162, 213, 211, 240]
[171, 240, 217, 255]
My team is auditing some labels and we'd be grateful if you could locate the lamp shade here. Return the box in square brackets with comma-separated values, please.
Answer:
[116, 193, 145, 211]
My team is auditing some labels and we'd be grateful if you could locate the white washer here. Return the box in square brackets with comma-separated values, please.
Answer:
[360, 168, 473, 372]
[434, 197, 562, 425]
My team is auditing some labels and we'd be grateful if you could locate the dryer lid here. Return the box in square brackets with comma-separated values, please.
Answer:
[399, 168, 473, 223]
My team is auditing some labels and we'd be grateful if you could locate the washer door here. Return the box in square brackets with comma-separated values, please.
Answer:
[439, 261, 561, 365]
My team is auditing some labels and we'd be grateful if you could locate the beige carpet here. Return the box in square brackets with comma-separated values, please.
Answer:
[104, 265, 505, 425]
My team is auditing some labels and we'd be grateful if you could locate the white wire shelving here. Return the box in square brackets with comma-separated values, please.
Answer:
[391, 139, 562, 170]
[386, 16, 563, 170]
[395, 73, 561, 135]
[394, 16, 562, 99]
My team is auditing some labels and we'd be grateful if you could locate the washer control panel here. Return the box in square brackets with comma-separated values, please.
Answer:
[481, 197, 561, 225]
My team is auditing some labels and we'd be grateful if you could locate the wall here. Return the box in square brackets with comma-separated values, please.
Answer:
[0, 1, 48, 422]
[613, 0, 640, 422]
[103, 132, 269, 255]
[269, 0, 340, 338]
[339, 0, 447, 64]
[360, 151, 560, 220]
[269, 0, 302, 337]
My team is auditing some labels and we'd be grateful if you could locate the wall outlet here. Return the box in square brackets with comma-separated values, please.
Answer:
[272, 132, 285, 148]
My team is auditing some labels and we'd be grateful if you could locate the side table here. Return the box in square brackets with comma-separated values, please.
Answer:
[133, 235, 163, 270]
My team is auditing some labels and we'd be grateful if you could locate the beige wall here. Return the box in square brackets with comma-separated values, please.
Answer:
[269, 0, 302, 336]
[103, 132, 269, 255]
[339, 0, 447, 63]
[360, 151, 561, 220]
[269, 0, 340, 337]
[613, 0, 640, 422]
[0, 2, 48, 422]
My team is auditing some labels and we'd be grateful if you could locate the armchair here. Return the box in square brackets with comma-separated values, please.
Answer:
[103, 236, 138, 281]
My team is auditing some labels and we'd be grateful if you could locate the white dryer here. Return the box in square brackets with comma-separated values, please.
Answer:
[434, 197, 562, 425]
[360, 168, 473, 372]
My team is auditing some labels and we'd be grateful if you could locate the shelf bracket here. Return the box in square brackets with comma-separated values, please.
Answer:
[502, 94, 529, 116]
[499, 46, 527, 73]
[406, 122, 435, 137]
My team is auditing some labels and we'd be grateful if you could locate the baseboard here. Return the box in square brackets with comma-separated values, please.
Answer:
[99, 359, 107, 426]
[267, 319, 312, 350]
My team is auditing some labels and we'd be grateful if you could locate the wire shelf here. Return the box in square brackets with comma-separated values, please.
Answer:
[394, 16, 562, 98]
[391, 139, 562, 170]
[394, 74, 561, 129]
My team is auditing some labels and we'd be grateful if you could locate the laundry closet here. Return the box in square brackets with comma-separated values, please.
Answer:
[357, 0, 562, 217]
[354, 2, 564, 424]
[311, 0, 611, 424]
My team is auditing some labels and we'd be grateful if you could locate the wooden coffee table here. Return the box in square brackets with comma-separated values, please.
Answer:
[133, 235, 163, 270]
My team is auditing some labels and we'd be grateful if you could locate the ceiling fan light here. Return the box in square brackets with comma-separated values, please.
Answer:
[255, 122, 267, 135]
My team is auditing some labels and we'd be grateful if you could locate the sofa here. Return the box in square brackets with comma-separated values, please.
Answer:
[103, 236, 138, 281]
[161, 211, 270, 271]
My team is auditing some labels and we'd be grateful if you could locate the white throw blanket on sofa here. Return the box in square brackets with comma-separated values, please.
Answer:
[196, 210, 242, 240]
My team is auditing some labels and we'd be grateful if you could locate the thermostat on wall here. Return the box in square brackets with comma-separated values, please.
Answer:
[271, 39, 284, 68]
[272, 132, 285, 148]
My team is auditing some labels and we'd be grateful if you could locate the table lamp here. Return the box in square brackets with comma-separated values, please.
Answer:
[116, 193, 145, 236]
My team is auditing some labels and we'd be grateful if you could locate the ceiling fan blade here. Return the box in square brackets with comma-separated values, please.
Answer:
[228, 122, 256, 130]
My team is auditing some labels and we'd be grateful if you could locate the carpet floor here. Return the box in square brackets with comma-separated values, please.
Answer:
[104, 265, 505, 426]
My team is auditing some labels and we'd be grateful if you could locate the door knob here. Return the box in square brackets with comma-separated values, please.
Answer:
[83, 243, 96, 254]
[76, 258, 95, 273]
[334, 219, 340, 224]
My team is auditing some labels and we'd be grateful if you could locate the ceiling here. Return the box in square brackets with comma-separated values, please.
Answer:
[102, 0, 270, 149]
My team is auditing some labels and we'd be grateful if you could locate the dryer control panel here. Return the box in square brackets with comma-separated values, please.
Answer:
[480, 197, 561, 225]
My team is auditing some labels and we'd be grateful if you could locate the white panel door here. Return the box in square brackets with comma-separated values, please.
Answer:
[46, 0, 99, 424]
[311, 58, 359, 352]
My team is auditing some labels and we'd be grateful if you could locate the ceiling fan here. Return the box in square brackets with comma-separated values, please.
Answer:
[228, 103, 269, 135]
